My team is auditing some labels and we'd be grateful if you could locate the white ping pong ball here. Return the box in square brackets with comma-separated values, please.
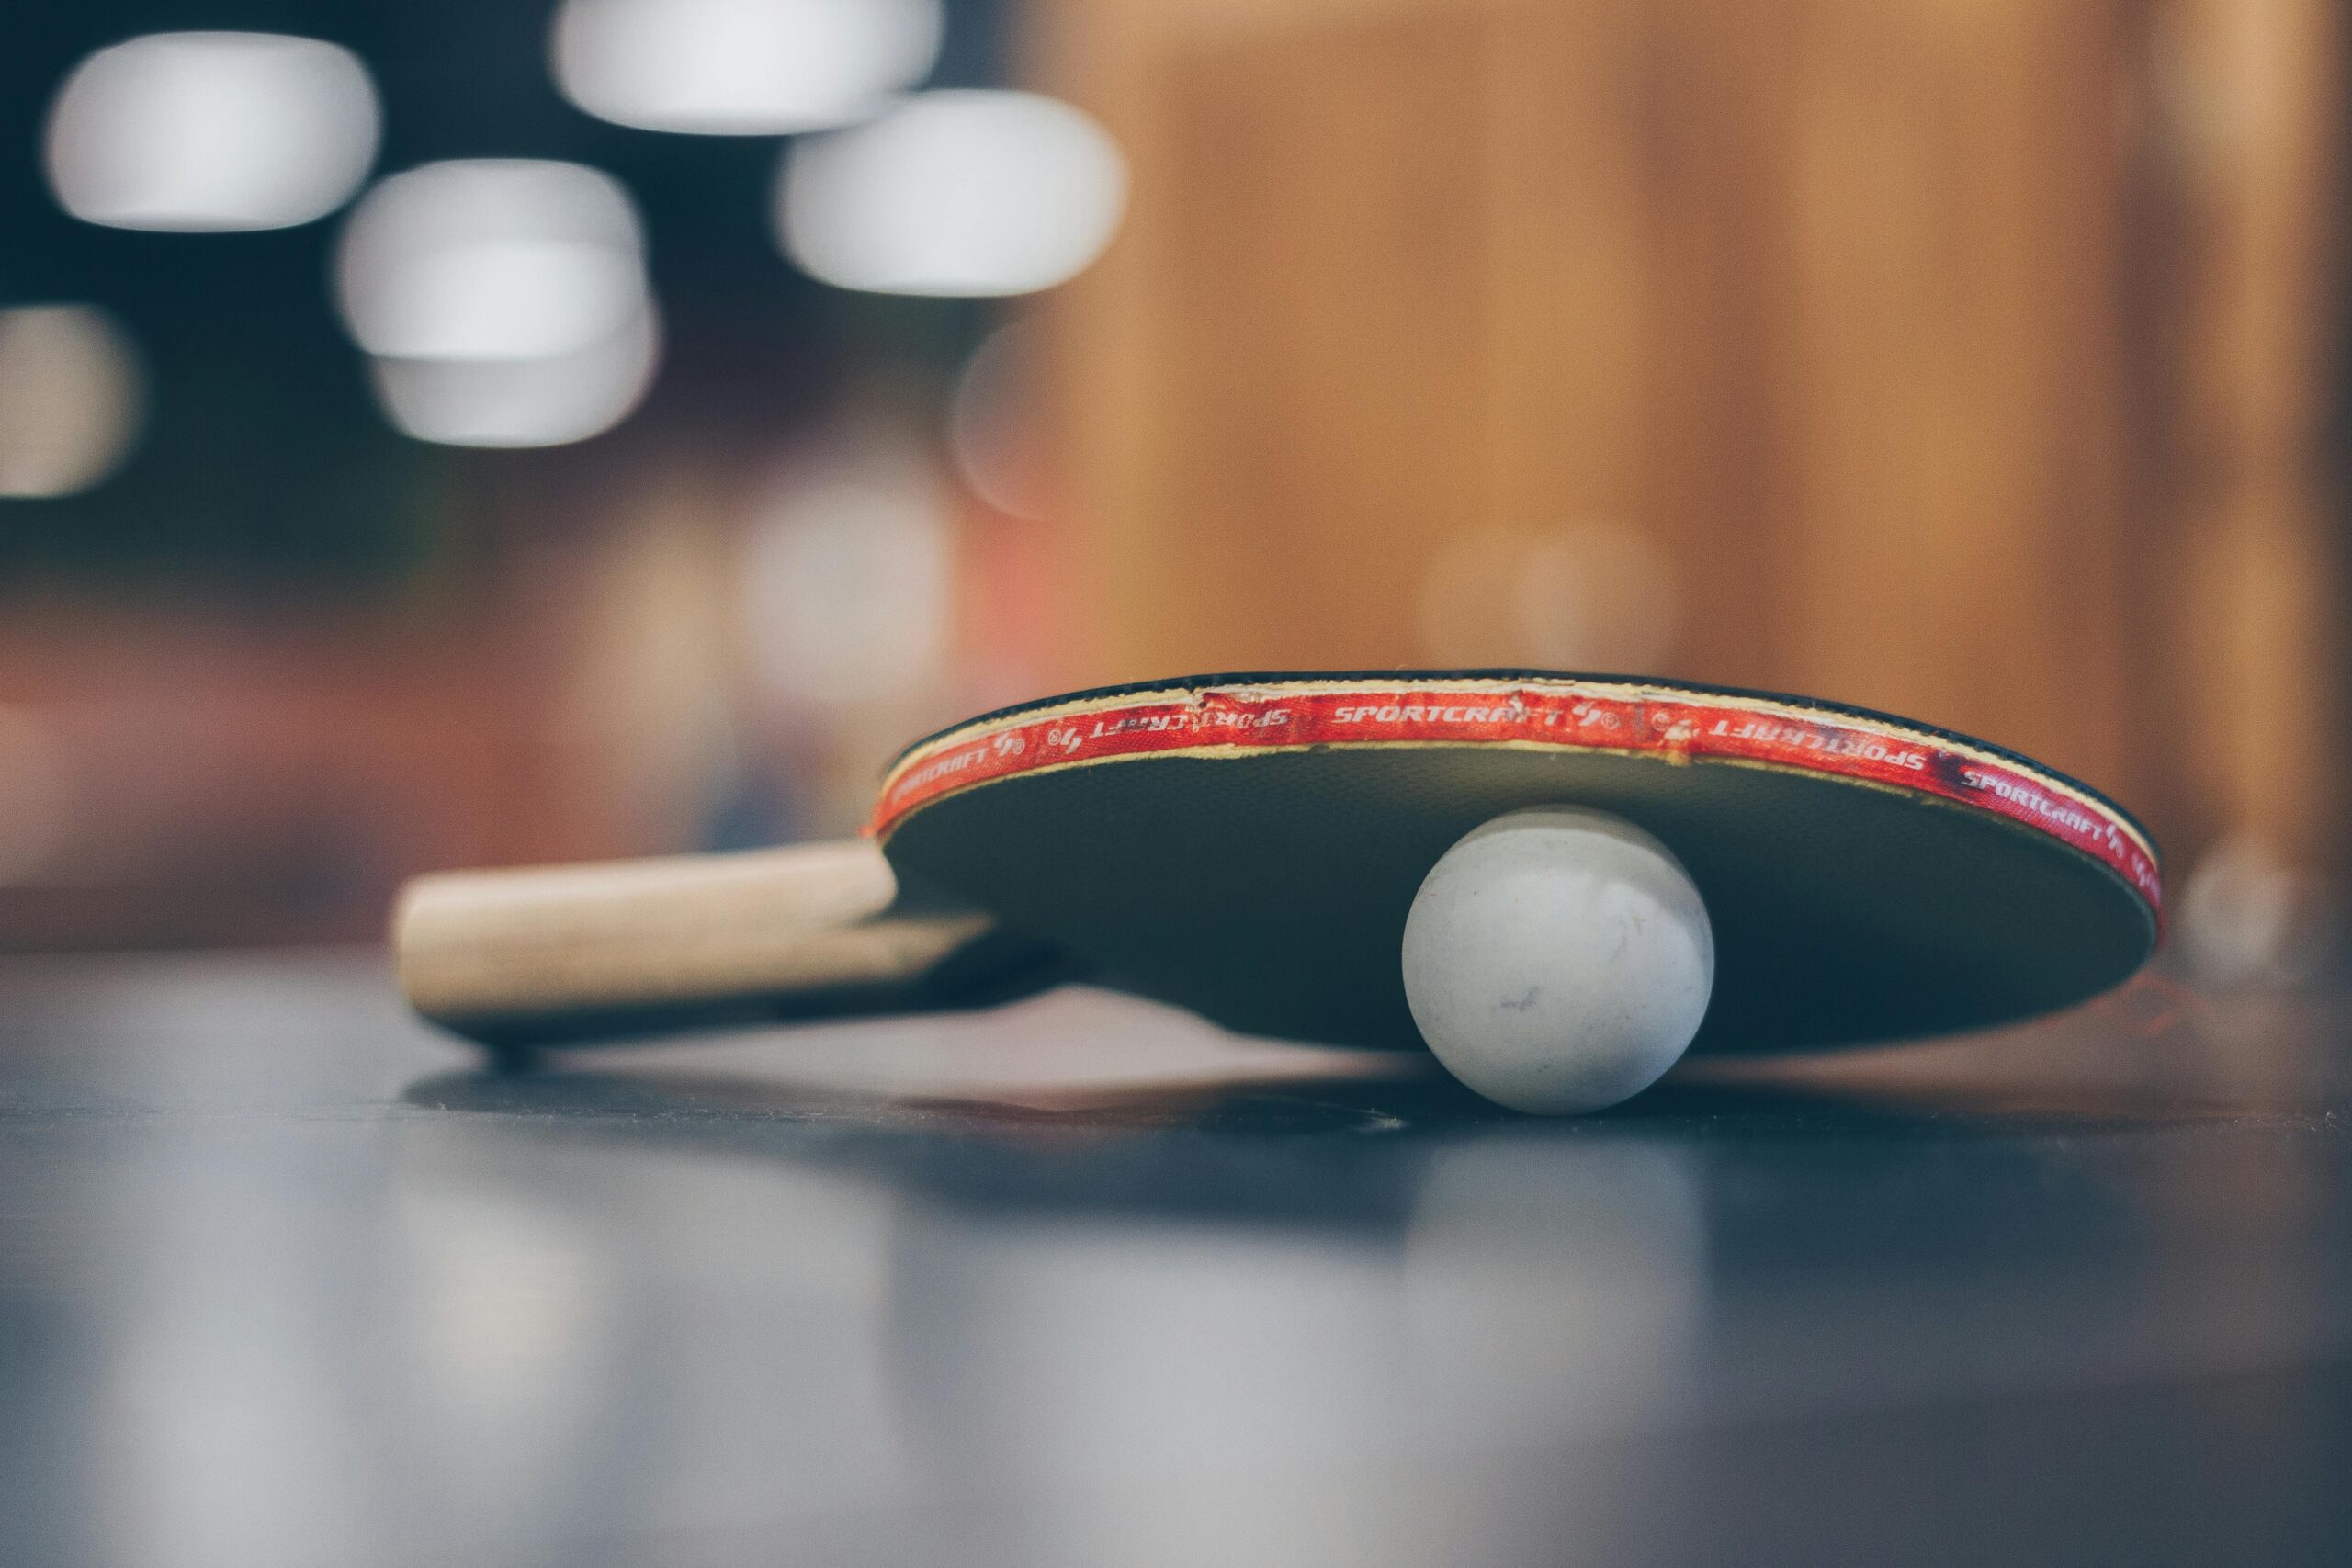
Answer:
[1401, 807, 1714, 1114]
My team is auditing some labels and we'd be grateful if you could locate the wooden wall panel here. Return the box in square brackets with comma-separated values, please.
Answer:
[1483, 0, 1798, 686]
[2164, 0, 2345, 872]
[1775, 0, 2138, 785]
[1111, 8, 1494, 672]
[1033, 0, 2345, 871]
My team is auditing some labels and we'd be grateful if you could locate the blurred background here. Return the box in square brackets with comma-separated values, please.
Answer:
[0, 0, 2344, 987]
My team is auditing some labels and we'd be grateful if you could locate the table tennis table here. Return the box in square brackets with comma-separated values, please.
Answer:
[0, 951, 2344, 1565]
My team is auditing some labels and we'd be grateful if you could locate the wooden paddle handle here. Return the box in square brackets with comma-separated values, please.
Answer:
[393, 840, 995, 1042]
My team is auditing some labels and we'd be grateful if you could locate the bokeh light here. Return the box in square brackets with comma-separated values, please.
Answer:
[741, 437, 955, 707]
[0, 705, 74, 886]
[368, 303, 663, 449]
[0, 305, 146, 498]
[948, 317, 1052, 520]
[336, 160, 650, 362]
[336, 160, 662, 447]
[2177, 832, 2339, 988]
[778, 90, 1126, 297]
[44, 33, 379, 232]
[1419, 525, 1681, 673]
[552, 0, 943, 135]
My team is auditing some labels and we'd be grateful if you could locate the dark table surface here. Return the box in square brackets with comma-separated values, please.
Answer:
[0, 950, 2346, 1567]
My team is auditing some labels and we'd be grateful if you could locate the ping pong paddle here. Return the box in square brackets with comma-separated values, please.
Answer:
[395, 671, 2160, 1057]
